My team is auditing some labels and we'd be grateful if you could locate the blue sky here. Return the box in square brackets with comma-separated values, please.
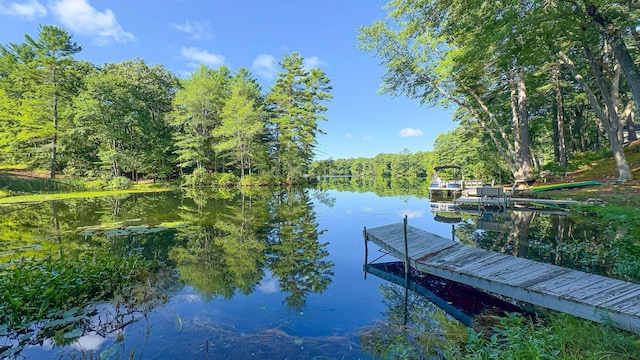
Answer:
[0, 0, 457, 160]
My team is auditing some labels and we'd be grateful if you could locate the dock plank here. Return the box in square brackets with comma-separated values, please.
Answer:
[455, 252, 509, 273]
[365, 223, 640, 334]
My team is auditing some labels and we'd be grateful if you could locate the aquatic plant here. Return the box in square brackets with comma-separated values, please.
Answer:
[446, 312, 640, 359]
[0, 253, 165, 357]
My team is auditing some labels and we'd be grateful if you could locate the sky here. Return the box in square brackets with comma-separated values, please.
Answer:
[0, 0, 457, 160]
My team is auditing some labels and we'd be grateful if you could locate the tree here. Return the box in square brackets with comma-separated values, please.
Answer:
[0, 25, 81, 178]
[213, 70, 264, 177]
[358, 1, 541, 182]
[72, 59, 178, 178]
[171, 65, 230, 171]
[358, 0, 638, 183]
[265, 53, 332, 182]
[577, 0, 640, 113]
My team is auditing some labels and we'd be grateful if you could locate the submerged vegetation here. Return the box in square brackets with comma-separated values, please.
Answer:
[0, 253, 169, 358]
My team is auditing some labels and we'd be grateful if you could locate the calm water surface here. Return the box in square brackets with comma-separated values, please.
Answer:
[0, 185, 618, 359]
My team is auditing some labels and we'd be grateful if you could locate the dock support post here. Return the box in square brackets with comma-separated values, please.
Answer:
[403, 216, 409, 277]
[363, 227, 368, 280]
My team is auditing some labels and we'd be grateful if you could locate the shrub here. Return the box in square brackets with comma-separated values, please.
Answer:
[182, 167, 212, 187]
[108, 176, 132, 189]
[239, 174, 279, 187]
[84, 178, 107, 189]
[218, 172, 239, 187]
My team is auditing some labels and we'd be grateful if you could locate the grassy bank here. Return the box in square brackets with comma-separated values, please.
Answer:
[0, 187, 173, 205]
[0, 168, 174, 203]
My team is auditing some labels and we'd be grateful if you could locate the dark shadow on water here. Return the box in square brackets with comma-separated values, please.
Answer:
[364, 261, 532, 332]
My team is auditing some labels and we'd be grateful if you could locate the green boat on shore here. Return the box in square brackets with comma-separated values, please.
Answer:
[529, 180, 602, 193]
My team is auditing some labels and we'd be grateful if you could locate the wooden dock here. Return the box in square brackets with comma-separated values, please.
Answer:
[364, 223, 640, 333]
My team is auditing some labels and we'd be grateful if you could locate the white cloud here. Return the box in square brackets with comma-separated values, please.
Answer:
[181, 46, 225, 67]
[302, 56, 326, 70]
[0, 0, 46, 19]
[175, 293, 202, 302]
[252, 53, 277, 79]
[72, 333, 108, 351]
[362, 135, 374, 141]
[172, 20, 212, 40]
[344, 133, 353, 139]
[258, 279, 279, 294]
[258, 271, 279, 294]
[401, 209, 425, 219]
[50, 0, 135, 45]
[399, 128, 424, 137]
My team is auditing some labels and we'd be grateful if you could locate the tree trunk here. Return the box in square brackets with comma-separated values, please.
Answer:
[516, 69, 534, 180]
[627, 112, 638, 142]
[112, 139, 120, 176]
[553, 67, 568, 169]
[611, 137, 632, 181]
[584, 1, 640, 112]
[611, 38, 640, 116]
[554, 215, 567, 265]
[509, 69, 535, 181]
[512, 211, 533, 258]
[553, 106, 560, 162]
[50, 91, 58, 179]
[560, 51, 633, 182]
[240, 152, 245, 177]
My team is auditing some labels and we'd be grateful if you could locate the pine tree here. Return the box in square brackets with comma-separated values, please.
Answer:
[265, 53, 332, 182]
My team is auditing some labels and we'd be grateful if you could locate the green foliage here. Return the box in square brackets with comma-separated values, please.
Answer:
[0, 25, 82, 178]
[0, 253, 158, 357]
[310, 151, 438, 179]
[0, 254, 152, 327]
[171, 64, 231, 170]
[267, 188, 334, 309]
[82, 175, 131, 190]
[543, 149, 611, 173]
[576, 205, 640, 281]
[447, 312, 640, 360]
[265, 53, 332, 181]
[83, 178, 108, 189]
[357, 0, 637, 182]
[0, 172, 78, 193]
[108, 175, 132, 189]
[212, 69, 264, 177]
[218, 172, 239, 187]
[239, 174, 279, 187]
[72, 59, 179, 179]
[181, 167, 213, 187]
[2, 30, 332, 183]
[460, 314, 558, 359]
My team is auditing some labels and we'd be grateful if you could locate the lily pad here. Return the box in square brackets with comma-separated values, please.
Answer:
[63, 328, 84, 339]
[99, 347, 117, 360]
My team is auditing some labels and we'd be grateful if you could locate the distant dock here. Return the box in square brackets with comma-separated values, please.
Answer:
[454, 195, 580, 209]
[364, 222, 640, 333]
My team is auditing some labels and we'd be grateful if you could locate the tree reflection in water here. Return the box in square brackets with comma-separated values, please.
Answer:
[2, 183, 637, 358]
[0, 187, 336, 358]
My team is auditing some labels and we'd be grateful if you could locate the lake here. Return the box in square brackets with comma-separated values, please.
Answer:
[0, 180, 630, 359]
